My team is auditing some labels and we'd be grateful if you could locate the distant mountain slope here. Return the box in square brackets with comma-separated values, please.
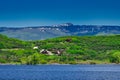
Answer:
[0, 23, 120, 40]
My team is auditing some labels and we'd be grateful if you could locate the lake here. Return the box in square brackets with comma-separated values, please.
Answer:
[0, 64, 120, 80]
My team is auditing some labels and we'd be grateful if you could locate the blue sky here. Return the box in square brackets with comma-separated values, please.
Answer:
[0, 0, 120, 27]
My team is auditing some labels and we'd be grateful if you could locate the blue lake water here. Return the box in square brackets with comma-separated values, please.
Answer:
[0, 64, 120, 80]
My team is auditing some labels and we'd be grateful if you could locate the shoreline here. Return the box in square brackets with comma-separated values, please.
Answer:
[0, 63, 118, 66]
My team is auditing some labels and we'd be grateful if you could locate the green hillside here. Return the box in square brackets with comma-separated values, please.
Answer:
[0, 34, 31, 49]
[0, 34, 120, 64]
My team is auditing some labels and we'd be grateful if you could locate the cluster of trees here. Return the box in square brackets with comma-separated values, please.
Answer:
[0, 34, 120, 64]
[1, 49, 120, 64]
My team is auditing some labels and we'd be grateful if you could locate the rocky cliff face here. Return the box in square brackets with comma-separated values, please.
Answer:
[0, 23, 120, 40]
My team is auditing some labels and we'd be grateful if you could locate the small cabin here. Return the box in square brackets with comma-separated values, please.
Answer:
[40, 49, 53, 55]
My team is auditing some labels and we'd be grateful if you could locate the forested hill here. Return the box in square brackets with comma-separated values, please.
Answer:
[0, 34, 120, 64]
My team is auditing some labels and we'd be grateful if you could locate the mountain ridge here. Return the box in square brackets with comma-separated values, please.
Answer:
[0, 23, 120, 40]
